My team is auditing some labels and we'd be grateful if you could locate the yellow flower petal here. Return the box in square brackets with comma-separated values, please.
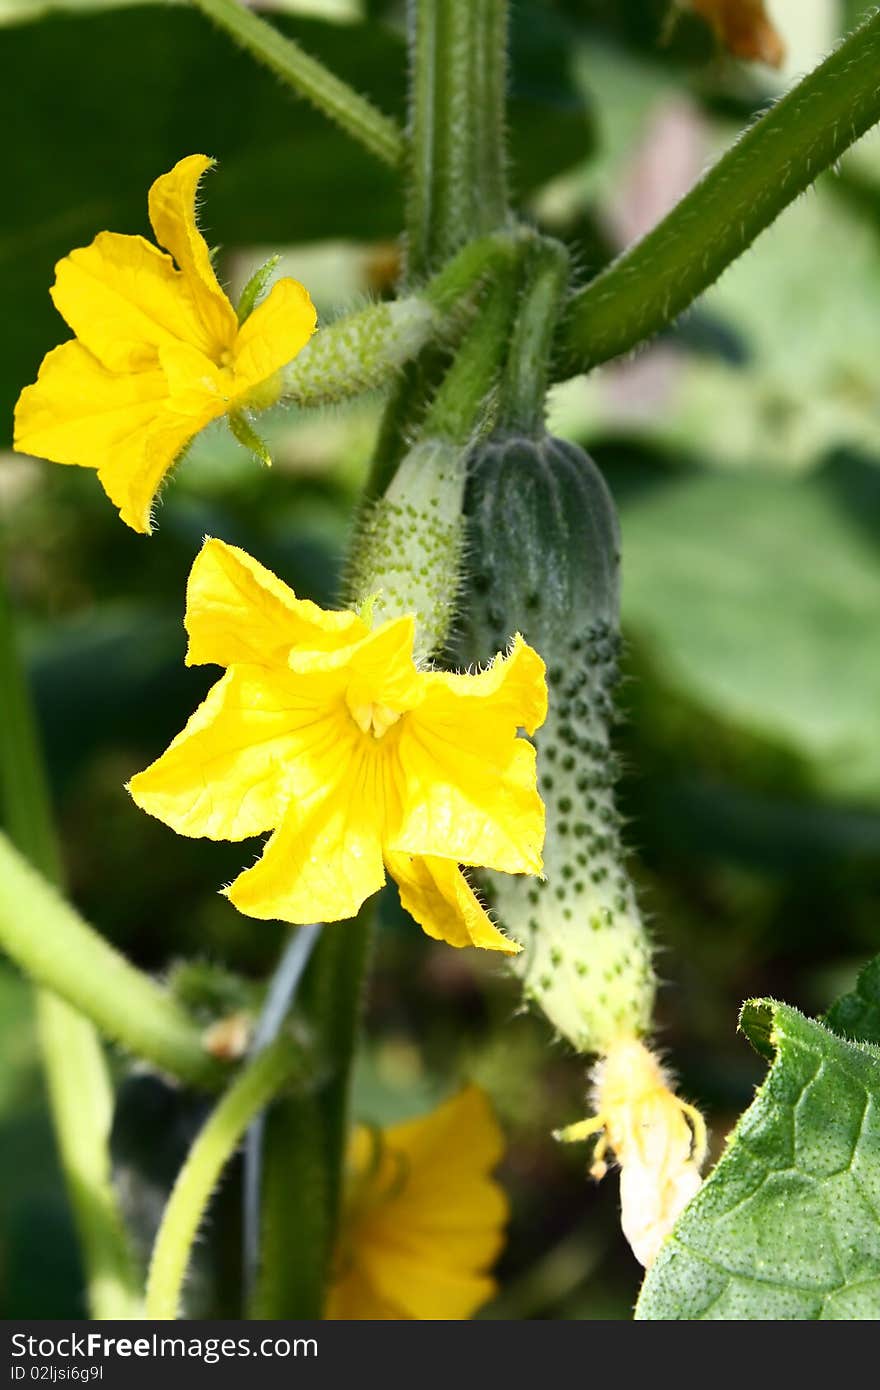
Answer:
[147, 154, 237, 355]
[423, 634, 548, 737]
[184, 537, 366, 669]
[13, 340, 210, 532]
[50, 231, 212, 372]
[358, 1250, 497, 1322]
[226, 768, 388, 924]
[394, 721, 544, 875]
[102, 404, 221, 534]
[287, 614, 424, 720]
[127, 666, 329, 840]
[386, 851, 519, 954]
[327, 1087, 507, 1320]
[14, 341, 166, 470]
[233, 276, 317, 397]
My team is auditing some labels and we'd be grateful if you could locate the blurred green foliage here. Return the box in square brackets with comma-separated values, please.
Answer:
[1, 0, 879, 1320]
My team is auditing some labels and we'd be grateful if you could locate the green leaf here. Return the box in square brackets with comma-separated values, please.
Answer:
[618, 456, 880, 806]
[228, 413, 272, 468]
[637, 1000, 880, 1319]
[236, 254, 281, 325]
[826, 956, 880, 1047]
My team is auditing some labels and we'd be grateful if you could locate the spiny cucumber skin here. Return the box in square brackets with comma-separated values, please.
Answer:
[464, 432, 656, 1055]
[280, 299, 438, 410]
[345, 438, 465, 663]
[483, 628, 655, 1055]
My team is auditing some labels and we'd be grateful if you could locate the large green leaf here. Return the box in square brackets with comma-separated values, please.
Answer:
[826, 955, 880, 1047]
[618, 456, 880, 805]
[637, 999, 880, 1319]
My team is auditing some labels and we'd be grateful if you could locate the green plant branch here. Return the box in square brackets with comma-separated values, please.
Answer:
[562, 8, 880, 373]
[190, 0, 404, 167]
[35, 993, 143, 1318]
[0, 578, 141, 1318]
[405, 0, 510, 278]
[423, 260, 520, 441]
[0, 831, 227, 1090]
[146, 1036, 308, 1320]
[252, 906, 373, 1317]
[473, 0, 509, 230]
[499, 237, 570, 433]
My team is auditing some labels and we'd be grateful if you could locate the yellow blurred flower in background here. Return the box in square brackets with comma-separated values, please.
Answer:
[327, 1087, 508, 1319]
[128, 537, 546, 950]
[13, 154, 316, 533]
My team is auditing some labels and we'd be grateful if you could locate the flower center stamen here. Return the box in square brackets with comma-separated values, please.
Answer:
[347, 697, 402, 739]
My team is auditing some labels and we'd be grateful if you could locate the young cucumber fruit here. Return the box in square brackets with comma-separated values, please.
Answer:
[463, 430, 655, 1055]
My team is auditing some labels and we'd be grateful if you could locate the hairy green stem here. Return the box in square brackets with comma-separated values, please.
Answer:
[190, 0, 404, 167]
[243, 924, 322, 1300]
[474, 0, 509, 225]
[405, 0, 510, 278]
[35, 993, 143, 1318]
[146, 1037, 306, 1320]
[360, 231, 525, 503]
[280, 232, 519, 412]
[500, 237, 570, 433]
[563, 9, 880, 373]
[406, 0, 439, 280]
[0, 579, 141, 1317]
[423, 263, 519, 442]
[252, 909, 372, 1318]
[0, 832, 226, 1089]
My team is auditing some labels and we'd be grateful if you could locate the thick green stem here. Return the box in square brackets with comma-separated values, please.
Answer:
[190, 0, 404, 167]
[474, 0, 508, 224]
[146, 1037, 306, 1320]
[405, 0, 509, 278]
[0, 579, 141, 1317]
[252, 908, 373, 1318]
[562, 9, 880, 373]
[500, 238, 570, 434]
[423, 264, 519, 442]
[0, 832, 226, 1089]
[361, 231, 524, 503]
[280, 233, 519, 413]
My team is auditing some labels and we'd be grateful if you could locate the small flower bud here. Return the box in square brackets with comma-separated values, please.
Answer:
[280, 299, 440, 409]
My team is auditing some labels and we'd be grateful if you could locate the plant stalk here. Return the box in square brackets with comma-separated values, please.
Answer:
[405, 0, 510, 278]
[563, 9, 880, 373]
[146, 1037, 307, 1320]
[0, 576, 141, 1318]
[190, 0, 404, 167]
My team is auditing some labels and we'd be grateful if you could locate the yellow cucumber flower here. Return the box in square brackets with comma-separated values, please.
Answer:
[128, 538, 546, 951]
[13, 154, 316, 534]
[556, 1038, 707, 1268]
[327, 1087, 508, 1319]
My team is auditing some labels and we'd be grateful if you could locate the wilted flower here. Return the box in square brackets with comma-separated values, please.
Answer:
[557, 1038, 707, 1267]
